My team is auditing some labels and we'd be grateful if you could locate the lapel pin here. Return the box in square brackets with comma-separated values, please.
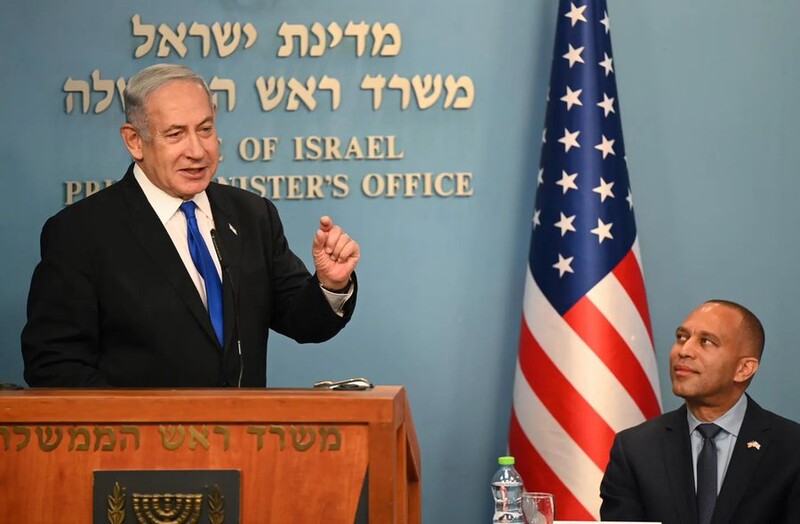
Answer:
[229, 223, 238, 236]
[746, 440, 761, 450]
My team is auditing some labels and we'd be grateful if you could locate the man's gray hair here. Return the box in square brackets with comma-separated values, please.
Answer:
[123, 64, 212, 140]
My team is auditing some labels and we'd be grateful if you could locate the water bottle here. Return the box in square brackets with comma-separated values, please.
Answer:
[491, 455, 524, 523]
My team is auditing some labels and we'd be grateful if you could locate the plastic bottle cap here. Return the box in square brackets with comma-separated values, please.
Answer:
[498, 456, 515, 465]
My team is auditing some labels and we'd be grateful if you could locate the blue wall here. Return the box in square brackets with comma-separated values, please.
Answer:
[1, 1, 798, 521]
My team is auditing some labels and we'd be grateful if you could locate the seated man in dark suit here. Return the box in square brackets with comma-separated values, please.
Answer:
[600, 299, 800, 523]
[21, 63, 359, 388]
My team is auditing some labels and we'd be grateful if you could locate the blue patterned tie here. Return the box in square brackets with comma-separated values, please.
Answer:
[179, 201, 223, 345]
[696, 423, 723, 524]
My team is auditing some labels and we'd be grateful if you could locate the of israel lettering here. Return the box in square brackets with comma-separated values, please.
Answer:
[292, 135, 404, 161]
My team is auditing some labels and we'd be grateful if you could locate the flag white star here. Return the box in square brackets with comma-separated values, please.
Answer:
[553, 254, 575, 277]
[599, 52, 614, 76]
[564, 2, 588, 26]
[594, 135, 616, 158]
[558, 128, 581, 152]
[592, 178, 615, 202]
[626, 188, 634, 210]
[542, 128, 547, 143]
[600, 11, 611, 34]
[537, 168, 544, 186]
[554, 212, 577, 236]
[590, 218, 614, 244]
[561, 86, 583, 111]
[555, 170, 579, 194]
[597, 93, 616, 117]
[563, 44, 585, 68]
[533, 209, 541, 228]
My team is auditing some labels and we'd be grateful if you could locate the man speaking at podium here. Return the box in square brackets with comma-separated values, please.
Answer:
[21, 63, 359, 388]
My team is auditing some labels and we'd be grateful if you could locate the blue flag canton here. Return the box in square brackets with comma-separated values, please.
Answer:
[530, 0, 638, 315]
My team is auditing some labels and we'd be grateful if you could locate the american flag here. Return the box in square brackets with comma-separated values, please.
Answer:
[508, 1, 662, 519]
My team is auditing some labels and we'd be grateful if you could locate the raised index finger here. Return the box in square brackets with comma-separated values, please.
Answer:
[318, 215, 333, 232]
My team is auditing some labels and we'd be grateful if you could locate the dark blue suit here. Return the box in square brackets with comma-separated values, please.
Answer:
[600, 396, 800, 523]
[22, 165, 356, 387]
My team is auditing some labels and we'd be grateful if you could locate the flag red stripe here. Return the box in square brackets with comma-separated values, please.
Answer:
[612, 250, 654, 345]
[518, 317, 616, 469]
[509, 408, 595, 521]
[563, 296, 661, 419]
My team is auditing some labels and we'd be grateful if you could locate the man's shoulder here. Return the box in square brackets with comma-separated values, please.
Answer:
[47, 173, 129, 225]
[747, 397, 800, 434]
[744, 398, 800, 475]
[617, 405, 685, 441]
[208, 180, 270, 204]
[206, 181, 277, 219]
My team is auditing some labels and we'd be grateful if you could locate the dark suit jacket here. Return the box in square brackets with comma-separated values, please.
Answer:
[21, 165, 356, 387]
[600, 396, 800, 523]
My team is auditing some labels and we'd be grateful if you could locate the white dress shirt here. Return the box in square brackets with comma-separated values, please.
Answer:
[133, 165, 350, 315]
[134, 165, 220, 308]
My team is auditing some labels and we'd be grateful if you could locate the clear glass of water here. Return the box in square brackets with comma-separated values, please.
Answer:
[521, 492, 554, 524]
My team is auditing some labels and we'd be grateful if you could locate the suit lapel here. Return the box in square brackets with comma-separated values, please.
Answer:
[662, 406, 700, 524]
[118, 167, 221, 346]
[206, 184, 243, 351]
[712, 396, 770, 523]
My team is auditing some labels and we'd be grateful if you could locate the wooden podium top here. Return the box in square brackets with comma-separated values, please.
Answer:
[0, 385, 411, 426]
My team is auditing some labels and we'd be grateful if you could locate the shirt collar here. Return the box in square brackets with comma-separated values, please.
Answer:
[133, 163, 213, 224]
[687, 393, 748, 438]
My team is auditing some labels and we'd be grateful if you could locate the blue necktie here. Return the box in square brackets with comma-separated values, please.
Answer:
[696, 423, 723, 524]
[179, 201, 223, 345]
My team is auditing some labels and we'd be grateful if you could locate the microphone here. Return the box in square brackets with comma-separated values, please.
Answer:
[210, 229, 243, 387]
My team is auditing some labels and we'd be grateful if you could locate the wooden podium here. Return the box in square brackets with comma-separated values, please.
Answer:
[0, 386, 420, 523]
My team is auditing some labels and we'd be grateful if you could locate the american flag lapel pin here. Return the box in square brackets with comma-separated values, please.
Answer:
[746, 440, 761, 450]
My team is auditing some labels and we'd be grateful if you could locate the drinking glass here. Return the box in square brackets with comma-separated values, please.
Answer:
[521, 492, 554, 524]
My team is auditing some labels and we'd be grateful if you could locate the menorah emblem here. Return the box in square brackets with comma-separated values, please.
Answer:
[131, 492, 203, 524]
[103, 479, 228, 524]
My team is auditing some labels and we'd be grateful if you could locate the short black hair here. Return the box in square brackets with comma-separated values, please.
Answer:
[705, 299, 765, 359]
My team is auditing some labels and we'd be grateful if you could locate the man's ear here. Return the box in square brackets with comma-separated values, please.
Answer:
[734, 357, 759, 383]
[120, 123, 144, 161]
